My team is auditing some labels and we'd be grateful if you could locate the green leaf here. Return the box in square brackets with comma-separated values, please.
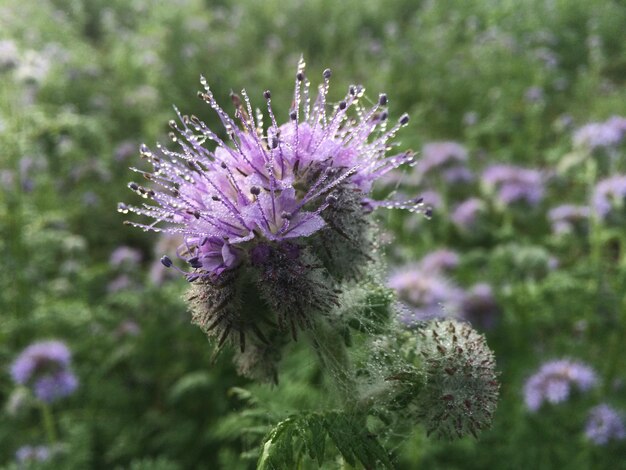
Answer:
[257, 410, 394, 470]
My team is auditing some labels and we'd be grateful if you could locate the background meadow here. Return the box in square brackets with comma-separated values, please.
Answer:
[2, 0, 626, 468]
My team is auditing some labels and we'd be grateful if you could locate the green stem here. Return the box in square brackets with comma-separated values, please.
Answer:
[40, 402, 57, 445]
[309, 319, 357, 408]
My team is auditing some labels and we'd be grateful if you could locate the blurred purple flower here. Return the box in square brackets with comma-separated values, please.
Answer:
[16, 445, 51, 464]
[592, 175, 626, 218]
[461, 283, 500, 330]
[548, 204, 590, 234]
[388, 263, 464, 324]
[524, 86, 544, 104]
[573, 116, 626, 150]
[524, 359, 597, 412]
[482, 164, 545, 206]
[419, 249, 459, 273]
[114, 140, 137, 162]
[416, 141, 472, 183]
[109, 246, 142, 269]
[10, 341, 78, 403]
[585, 404, 626, 445]
[451, 198, 486, 230]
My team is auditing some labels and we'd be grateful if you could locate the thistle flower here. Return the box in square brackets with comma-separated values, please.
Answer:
[122, 59, 423, 358]
[523, 359, 597, 412]
[10, 341, 78, 403]
[415, 320, 499, 439]
[584, 404, 626, 445]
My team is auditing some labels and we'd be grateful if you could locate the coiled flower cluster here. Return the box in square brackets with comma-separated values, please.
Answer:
[122, 60, 427, 378]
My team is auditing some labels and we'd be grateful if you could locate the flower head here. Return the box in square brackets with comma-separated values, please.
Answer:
[451, 198, 486, 231]
[417, 142, 472, 183]
[585, 404, 626, 445]
[482, 164, 545, 206]
[592, 175, 626, 219]
[10, 340, 78, 403]
[523, 359, 597, 412]
[122, 60, 422, 357]
[573, 116, 626, 150]
[547, 204, 590, 234]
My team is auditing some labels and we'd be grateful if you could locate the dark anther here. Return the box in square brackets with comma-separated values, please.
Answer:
[250, 186, 261, 196]
[220, 162, 227, 169]
[147, 189, 155, 197]
[188, 257, 202, 268]
[325, 193, 338, 205]
[128, 182, 139, 191]
[380, 111, 388, 121]
[378, 94, 388, 106]
[168, 120, 177, 129]
[161, 256, 173, 268]
[349, 85, 356, 96]
[425, 207, 433, 218]
[399, 113, 410, 125]
[339, 101, 347, 110]
[323, 68, 332, 79]
[193, 211, 201, 219]
[290, 110, 297, 121]
[296, 72, 304, 81]
[211, 195, 220, 201]
[271, 137, 279, 149]
[263, 90, 271, 99]
[281, 211, 292, 220]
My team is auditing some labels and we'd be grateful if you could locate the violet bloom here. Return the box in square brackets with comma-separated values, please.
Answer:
[388, 264, 464, 324]
[419, 249, 459, 273]
[451, 198, 486, 231]
[547, 204, 590, 234]
[121, 59, 420, 282]
[109, 246, 142, 269]
[416, 141, 473, 183]
[122, 60, 423, 352]
[592, 175, 626, 218]
[585, 404, 626, 445]
[482, 164, 545, 206]
[573, 116, 626, 150]
[461, 283, 500, 330]
[16, 445, 52, 464]
[10, 340, 78, 403]
[523, 359, 597, 412]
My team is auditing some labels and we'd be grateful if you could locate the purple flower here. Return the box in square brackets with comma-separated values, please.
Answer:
[388, 263, 464, 324]
[482, 164, 545, 206]
[585, 404, 626, 445]
[573, 116, 626, 150]
[10, 341, 78, 403]
[416, 141, 472, 183]
[122, 59, 420, 281]
[461, 283, 500, 330]
[451, 198, 486, 230]
[592, 175, 626, 218]
[16, 445, 52, 464]
[419, 249, 460, 273]
[109, 246, 142, 269]
[547, 204, 590, 234]
[524, 86, 544, 104]
[523, 359, 597, 412]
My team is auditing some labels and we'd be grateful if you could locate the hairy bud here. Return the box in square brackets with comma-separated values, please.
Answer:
[415, 320, 499, 439]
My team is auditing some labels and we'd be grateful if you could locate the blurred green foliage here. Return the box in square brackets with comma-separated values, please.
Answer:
[1, 0, 626, 468]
